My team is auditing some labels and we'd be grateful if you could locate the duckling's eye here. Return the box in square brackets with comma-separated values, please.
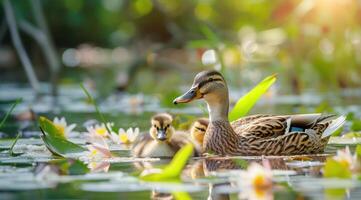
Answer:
[208, 78, 213, 82]
[195, 127, 206, 132]
[166, 124, 170, 128]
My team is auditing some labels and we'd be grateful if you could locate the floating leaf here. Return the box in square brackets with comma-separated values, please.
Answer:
[140, 144, 194, 181]
[0, 98, 21, 129]
[229, 74, 277, 121]
[323, 158, 352, 179]
[39, 116, 85, 157]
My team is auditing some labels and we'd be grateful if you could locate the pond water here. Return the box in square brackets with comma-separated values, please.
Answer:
[0, 84, 361, 199]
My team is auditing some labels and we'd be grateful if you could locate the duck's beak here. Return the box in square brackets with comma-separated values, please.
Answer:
[173, 87, 199, 105]
[157, 129, 167, 141]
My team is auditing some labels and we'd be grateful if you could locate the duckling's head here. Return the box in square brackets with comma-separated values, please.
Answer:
[190, 118, 209, 145]
[173, 70, 228, 105]
[150, 113, 175, 142]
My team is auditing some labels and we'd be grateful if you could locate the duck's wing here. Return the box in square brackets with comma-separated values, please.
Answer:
[233, 113, 337, 139]
[239, 114, 345, 155]
[231, 114, 274, 127]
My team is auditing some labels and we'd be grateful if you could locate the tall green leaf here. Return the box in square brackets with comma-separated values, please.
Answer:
[140, 144, 193, 181]
[229, 74, 277, 122]
[39, 116, 85, 157]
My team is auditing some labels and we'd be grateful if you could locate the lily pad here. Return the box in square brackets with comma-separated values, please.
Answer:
[39, 116, 86, 157]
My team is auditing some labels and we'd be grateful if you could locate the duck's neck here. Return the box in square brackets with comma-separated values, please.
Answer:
[203, 89, 246, 155]
[205, 90, 229, 122]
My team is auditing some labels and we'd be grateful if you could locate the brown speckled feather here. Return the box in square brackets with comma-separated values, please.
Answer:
[203, 114, 335, 156]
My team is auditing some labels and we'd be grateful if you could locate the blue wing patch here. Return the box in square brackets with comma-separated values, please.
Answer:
[290, 127, 305, 132]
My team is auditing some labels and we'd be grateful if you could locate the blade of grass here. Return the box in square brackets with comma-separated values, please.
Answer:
[0, 98, 22, 129]
[80, 84, 112, 135]
[229, 74, 277, 122]
[9, 131, 21, 156]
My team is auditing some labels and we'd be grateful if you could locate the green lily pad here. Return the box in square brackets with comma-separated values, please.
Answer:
[229, 74, 277, 121]
[39, 116, 86, 157]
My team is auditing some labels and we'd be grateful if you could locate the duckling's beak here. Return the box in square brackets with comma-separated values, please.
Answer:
[173, 87, 198, 105]
[157, 129, 167, 141]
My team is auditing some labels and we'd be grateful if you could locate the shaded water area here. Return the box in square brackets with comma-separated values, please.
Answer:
[0, 84, 361, 199]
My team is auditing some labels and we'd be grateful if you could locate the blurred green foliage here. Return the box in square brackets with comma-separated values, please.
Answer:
[4, 0, 361, 93]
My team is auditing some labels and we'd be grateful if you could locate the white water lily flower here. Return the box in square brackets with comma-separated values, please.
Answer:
[86, 123, 113, 138]
[53, 117, 76, 138]
[88, 161, 110, 173]
[86, 136, 112, 161]
[238, 162, 273, 200]
[333, 146, 358, 171]
[86, 139, 112, 172]
[110, 127, 139, 144]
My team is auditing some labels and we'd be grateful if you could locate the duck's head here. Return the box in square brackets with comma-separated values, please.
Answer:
[173, 70, 228, 105]
[149, 113, 175, 142]
[190, 118, 209, 145]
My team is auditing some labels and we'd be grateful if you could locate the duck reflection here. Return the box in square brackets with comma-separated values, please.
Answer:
[187, 157, 312, 200]
[151, 191, 173, 200]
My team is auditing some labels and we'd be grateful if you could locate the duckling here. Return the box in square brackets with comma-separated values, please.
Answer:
[188, 118, 209, 154]
[131, 113, 192, 158]
[173, 70, 346, 156]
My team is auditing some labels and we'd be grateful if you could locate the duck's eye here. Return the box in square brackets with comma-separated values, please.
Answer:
[166, 124, 170, 128]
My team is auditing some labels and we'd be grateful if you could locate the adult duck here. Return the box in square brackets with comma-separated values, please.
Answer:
[173, 70, 345, 156]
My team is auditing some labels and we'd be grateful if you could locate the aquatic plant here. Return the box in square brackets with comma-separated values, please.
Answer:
[9, 132, 21, 156]
[39, 116, 86, 157]
[238, 161, 273, 200]
[110, 127, 140, 145]
[140, 143, 193, 181]
[86, 123, 113, 138]
[228, 74, 277, 121]
[81, 84, 113, 135]
[52, 117, 77, 138]
[323, 145, 361, 179]
[0, 98, 21, 129]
